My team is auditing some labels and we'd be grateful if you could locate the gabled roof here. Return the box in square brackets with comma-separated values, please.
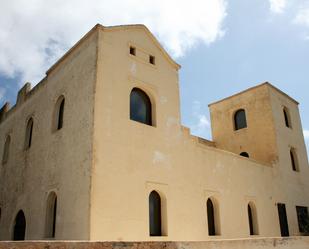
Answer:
[47, 23, 180, 75]
[102, 24, 181, 70]
[208, 82, 299, 107]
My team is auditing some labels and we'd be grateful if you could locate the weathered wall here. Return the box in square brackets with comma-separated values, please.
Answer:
[268, 86, 309, 233]
[0, 24, 308, 242]
[1, 238, 309, 249]
[209, 84, 278, 165]
[0, 27, 98, 240]
[89, 26, 309, 241]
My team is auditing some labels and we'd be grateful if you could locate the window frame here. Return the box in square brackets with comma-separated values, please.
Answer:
[130, 87, 153, 126]
[290, 147, 299, 172]
[234, 109, 247, 131]
[296, 206, 309, 234]
[24, 117, 34, 150]
[283, 107, 292, 129]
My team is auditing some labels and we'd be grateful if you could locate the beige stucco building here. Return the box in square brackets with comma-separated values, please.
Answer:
[0, 24, 308, 241]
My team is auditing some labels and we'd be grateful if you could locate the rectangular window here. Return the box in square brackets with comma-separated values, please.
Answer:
[149, 55, 155, 65]
[130, 46, 136, 56]
[296, 206, 309, 234]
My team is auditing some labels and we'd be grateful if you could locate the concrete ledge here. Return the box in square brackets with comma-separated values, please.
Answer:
[0, 237, 309, 249]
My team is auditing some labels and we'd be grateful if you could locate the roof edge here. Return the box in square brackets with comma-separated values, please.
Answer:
[208, 82, 299, 107]
[102, 24, 181, 70]
[46, 23, 181, 76]
[46, 24, 102, 75]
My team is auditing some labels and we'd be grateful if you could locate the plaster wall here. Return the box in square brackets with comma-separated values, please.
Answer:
[89, 27, 309, 241]
[0, 29, 98, 240]
[209, 84, 278, 165]
[267, 87, 309, 236]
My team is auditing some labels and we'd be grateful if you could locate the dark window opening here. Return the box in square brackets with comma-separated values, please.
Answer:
[248, 203, 259, 235]
[57, 98, 65, 130]
[248, 205, 254, 235]
[290, 149, 299, 172]
[296, 206, 309, 234]
[13, 210, 26, 241]
[149, 191, 162, 236]
[130, 88, 152, 126]
[277, 203, 289, 237]
[25, 118, 33, 150]
[207, 198, 216, 236]
[283, 108, 291, 128]
[45, 192, 57, 238]
[2, 135, 11, 164]
[234, 109, 247, 130]
[130, 46, 136, 56]
[149, 55, 155, 65]
[240, 152, 249, 158]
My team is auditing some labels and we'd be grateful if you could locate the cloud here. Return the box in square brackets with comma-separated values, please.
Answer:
[294, 7, 309, 27]
[292, 4, 309, 40]
[190, 100, 211, 138]
[304, 129, 309, 139]
[269, 0, 287, 13]
[0, 0, 227, 85]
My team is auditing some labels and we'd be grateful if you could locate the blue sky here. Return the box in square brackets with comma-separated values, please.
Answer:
[0, 0, 308, 150]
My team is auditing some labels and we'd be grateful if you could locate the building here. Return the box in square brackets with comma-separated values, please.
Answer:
[0, 24, 308, 241]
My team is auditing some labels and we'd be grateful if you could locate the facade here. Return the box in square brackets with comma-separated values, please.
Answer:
[0, 24, 308, 241]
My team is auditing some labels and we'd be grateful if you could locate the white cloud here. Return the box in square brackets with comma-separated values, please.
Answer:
[0, 0, 227, 85]
[304, 129, 309, 139]
[190, 100, 211, 138]
[269, 0, 287, 13]
[294, 7, 309, 27]
[293, 5, 309, 40]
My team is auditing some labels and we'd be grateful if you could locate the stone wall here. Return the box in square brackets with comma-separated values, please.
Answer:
[1, 238, 309, 249]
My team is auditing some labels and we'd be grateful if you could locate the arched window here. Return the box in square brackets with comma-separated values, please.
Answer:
[240, 152, 249, 158]
[290, 148, 299, 172]
[149, 191, 161, 236]
[25, 118, 33, 150]
[248, 202, 259, 235]
[45, 192, 57, 238]
[13, 210, 26, 241]
[234, 109, 247, 130]
[130, 88, 152, 126]
[207, 198, 220, 236]
[2, 135, 11, 164]
[54, 96, 65, 131]
[283, 107, 291, 128]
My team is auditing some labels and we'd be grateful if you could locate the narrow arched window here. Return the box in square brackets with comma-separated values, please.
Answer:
[130, 88, 152, 126]
[45, 192, 57, 238]
[25, 118, 33, 150]
[149, 191, 161, 236]
[234, 109, 247, 130]
[248, 202, 259, 235]
[283, 107, 291, 128]
[240, 152, 249, 158]
[290, 148, 299, 172]
[13, 210, 26, 241]
[2, 135, 11, 164]
[57, 98, 65, 130]
[207, 198, 218, 236]
[53, 96, 65, 131]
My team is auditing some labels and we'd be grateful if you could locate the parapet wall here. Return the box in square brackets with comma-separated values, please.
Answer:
[0, 238, 309, 249]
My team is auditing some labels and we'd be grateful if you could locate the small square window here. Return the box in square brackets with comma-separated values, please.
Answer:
[149, 55, 155, 65]
[130, 46, 136, 56]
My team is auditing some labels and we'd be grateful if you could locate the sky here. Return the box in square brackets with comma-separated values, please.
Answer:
[0, 0, 308, 151]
